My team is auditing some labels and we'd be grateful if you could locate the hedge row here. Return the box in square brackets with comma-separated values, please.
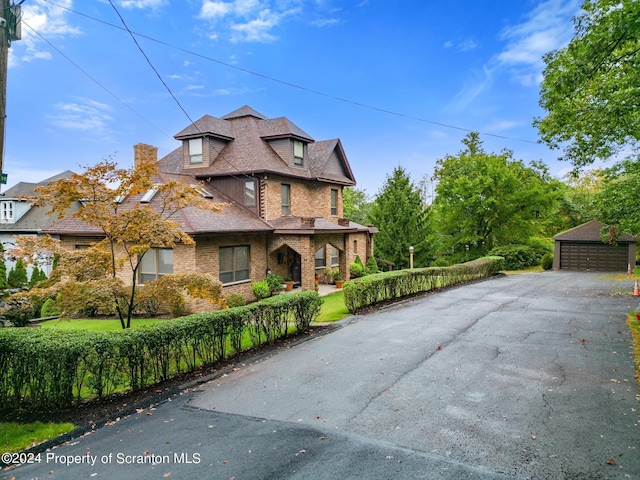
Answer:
[0, 291, 322, 411]
[342, 257, 504, 313]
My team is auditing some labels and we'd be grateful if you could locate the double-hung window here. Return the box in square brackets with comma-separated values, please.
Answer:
[314, 247, 326, 268]
[1, 201, 13, 221]
[330, 189, 338, 216]
[293, 140, 304, 166]
[219, 246, 250, 284]
[189, 138, 203, 164]
[138, 248, 173, 284]
[244, 180, 256, 206]
[281, 184, 291, 215]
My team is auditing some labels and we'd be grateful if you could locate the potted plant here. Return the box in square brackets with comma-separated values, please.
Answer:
[314, 272, 320, 292]
[333, 272, 344, 289]
[283, 275, 294, 291]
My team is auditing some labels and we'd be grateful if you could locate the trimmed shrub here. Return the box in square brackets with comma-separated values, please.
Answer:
[350, 262, 365, 279]
[226, 294, 246, 308]
[252, 280, 270, 300]
[488, 244, 540, 271]
[1, 296, 35, 327]
[365, 255, 379, 274]
[266, 274, 284, 295]
[541, 253, 554, 270]
[343, 257, 504, 313]
[41, 297, 61, 317]
[0, 291, 322, 411]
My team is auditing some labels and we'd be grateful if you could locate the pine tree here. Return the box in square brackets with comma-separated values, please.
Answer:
[8, 259, 28, 288]
[369, 166, 431, 269]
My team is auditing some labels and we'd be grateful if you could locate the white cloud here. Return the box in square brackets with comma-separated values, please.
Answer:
[47, 100, 114, 133]
[198, 0, 302, 43]
[447, 66, 494, 113]
[497, 0, 581, 82]
[118, 0, 168, 8]
[200, 1, 233, 19]
[483, 119, 520, 132]
[11, 0, 82, 65]
[230, 9, 282, 42]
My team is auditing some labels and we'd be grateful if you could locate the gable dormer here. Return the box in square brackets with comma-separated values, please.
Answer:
[174, 115, 235, 170]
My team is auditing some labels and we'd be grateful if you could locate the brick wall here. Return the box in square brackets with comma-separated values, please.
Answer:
[262, 175, 342, 220]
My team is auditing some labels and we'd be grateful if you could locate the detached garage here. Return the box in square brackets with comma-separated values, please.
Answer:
[553, 220, 637, 271]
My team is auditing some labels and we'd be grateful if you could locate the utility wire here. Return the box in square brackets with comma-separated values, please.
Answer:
[41, 0, 538, 145]
[21, 20, 171, 139]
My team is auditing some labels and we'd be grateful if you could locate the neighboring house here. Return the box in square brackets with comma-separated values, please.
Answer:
[0, 171, 76, 276]
[553, 220, 637, 271]
[42, 106, 377, 307]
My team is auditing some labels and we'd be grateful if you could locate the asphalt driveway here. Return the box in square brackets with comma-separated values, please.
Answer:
[3, 271, 639, 479]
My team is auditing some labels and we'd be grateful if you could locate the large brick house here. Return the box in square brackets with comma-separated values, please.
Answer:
[43, 106, 377, 306]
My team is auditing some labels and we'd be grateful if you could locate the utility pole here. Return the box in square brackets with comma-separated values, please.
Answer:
[0, 0, 21, 187]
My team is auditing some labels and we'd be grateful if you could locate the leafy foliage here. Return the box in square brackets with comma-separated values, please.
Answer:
[365, 255, 379, 274]
[535, 0, 640, 168]
[596, 158, 640, 237]
[541, 253, 554, 270]
[432, 133, 561, 258]
[252, 280, 271, 300]
[343, 187, 373, 225]
[349, 262, 365, 279]
[487, 244, 541, 271]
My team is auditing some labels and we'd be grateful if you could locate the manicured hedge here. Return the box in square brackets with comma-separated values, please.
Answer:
[342, 257, 504, 313]
[0, 291, 322, 411]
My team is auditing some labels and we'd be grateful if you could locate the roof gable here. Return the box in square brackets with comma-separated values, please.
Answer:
[554, 220, 637, 242]
[166, 106, 356, 186]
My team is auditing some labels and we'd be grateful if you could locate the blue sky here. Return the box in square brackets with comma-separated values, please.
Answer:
[4, 0, 582, 198]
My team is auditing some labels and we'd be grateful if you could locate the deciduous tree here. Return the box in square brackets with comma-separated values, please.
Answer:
[432, 133, 561, 259]
[535, 0, 640, 168]
[25, 157, 223, 328]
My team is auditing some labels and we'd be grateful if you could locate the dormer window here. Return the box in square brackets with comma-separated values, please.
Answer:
[293, 140, 304, 166]
[1, 201, 13, 221]
[189, 138, 203, 165]
[244, 180, 256, 206]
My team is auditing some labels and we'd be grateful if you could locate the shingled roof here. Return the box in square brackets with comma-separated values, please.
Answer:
[554, 220, 637, 242]
[165, 106, 355, 186]
[0, 171, 76, 233]
[42, 171, 273, 237]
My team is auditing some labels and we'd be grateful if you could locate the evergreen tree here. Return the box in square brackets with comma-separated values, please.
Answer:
[8, 259, 28, 288]
[0, 243, 7, 289]
[368, 166, 431, 269]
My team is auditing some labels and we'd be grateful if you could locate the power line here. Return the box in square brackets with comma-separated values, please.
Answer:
[105, 0, 253, 180]
[22, 20, 171, 139]
[40, 0, 539, 145]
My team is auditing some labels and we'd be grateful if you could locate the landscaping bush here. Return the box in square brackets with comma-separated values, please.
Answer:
[488, 244, 540, 271]
[343, 257, 504, 313]
[365, 255, 379, 274]
[541, 253, 554, 270]
[0, 291, 323, 411]
[226, 294, 246, 308]
[41, 297, 61, 317]
[252, 280, 270, 300]
[0, 295, 35, 327]
[265, 273, 284, 296]
[350, 262, 365, 279]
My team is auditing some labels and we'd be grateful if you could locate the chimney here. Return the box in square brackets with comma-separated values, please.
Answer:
[133, 143, 158, 168]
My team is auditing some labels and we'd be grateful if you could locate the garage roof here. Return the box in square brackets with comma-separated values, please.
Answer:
[554, 220, 636, 242]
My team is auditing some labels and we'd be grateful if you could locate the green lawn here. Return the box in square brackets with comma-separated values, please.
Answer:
[40, 317, 171, 330]
[316, 291, 350, 322]
[0, 421, 75, 453]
